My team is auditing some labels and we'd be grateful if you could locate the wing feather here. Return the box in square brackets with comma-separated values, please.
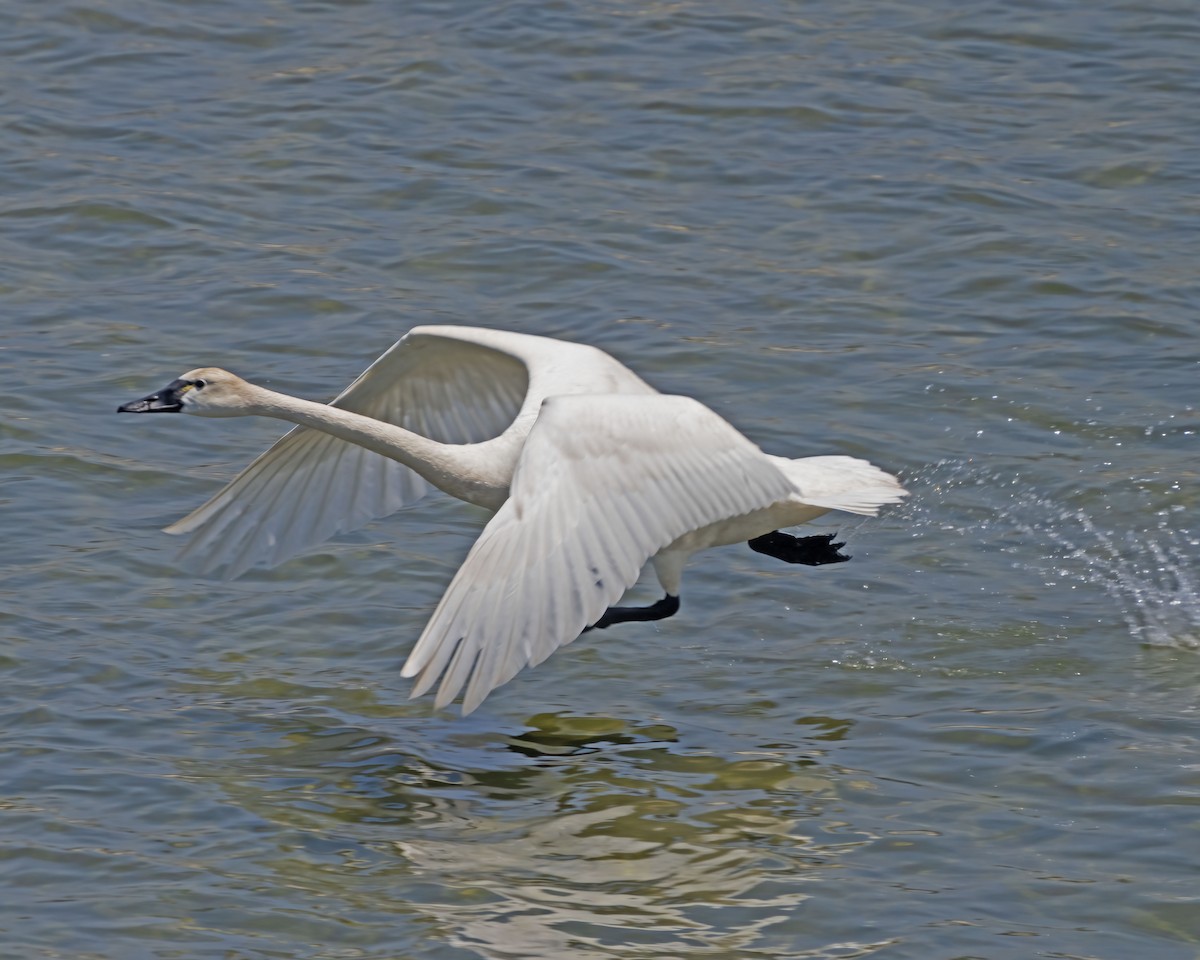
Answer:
[402, 393, 798, 713]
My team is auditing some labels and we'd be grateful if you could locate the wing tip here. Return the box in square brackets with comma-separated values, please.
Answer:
[163, 515, 199, 535]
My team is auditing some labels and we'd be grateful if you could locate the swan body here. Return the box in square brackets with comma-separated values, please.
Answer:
[119, 325, 905, 713]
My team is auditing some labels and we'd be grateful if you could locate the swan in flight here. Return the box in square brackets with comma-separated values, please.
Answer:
[118, 326, 905, 713]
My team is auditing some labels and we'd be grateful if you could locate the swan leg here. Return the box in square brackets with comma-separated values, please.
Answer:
[585, 594, 680, 632]
[748, 531, 850, 565]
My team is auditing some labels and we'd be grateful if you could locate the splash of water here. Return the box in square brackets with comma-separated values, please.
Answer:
[903, 459, 1200, 650]
[1029, 504, 1200, 649]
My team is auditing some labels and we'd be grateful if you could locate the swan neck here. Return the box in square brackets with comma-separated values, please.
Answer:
[246, 385, 511, 507]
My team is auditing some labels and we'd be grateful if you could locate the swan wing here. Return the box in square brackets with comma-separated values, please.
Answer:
[401, 393, 798, 714]
[166, 327, 531, 577]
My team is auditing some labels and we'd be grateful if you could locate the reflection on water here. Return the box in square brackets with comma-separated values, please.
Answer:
[506, 713, 679, 758]
[198, 710, 895, 959]
[394, 801, 892, 960]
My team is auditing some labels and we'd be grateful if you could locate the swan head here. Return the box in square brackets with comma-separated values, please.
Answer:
[118, 367, 257, 418]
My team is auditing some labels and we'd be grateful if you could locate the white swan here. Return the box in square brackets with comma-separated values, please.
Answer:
[119, 326, 906, 713]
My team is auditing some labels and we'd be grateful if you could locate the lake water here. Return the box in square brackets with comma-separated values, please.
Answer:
[2, 1, 1198, 958]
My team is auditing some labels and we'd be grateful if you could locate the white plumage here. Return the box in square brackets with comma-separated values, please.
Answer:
[118, 326, 905, 713]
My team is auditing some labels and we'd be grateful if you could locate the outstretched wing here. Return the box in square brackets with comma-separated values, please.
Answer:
[401, 393, 797, 714]
[167, 327, 529, 577]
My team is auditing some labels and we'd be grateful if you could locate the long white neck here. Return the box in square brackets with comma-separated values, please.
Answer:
[241, 383, 516, 509]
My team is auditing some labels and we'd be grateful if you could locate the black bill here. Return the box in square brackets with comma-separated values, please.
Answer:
[117, 378, 194, 414]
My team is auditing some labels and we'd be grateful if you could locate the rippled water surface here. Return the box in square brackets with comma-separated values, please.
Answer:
[3, 1, 1198, 958]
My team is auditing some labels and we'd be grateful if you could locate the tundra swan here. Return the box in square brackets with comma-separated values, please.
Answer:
[118, 326, 905, 713]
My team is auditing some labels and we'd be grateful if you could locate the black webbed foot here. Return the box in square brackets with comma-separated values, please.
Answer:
[584, 594, 680, 632]
[748, 531, 851, 565]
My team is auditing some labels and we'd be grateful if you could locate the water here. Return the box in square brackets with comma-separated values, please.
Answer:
[2, 1, 1198, 957]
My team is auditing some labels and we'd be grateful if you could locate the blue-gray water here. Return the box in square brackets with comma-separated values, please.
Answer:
[3, 2, 1198, 958]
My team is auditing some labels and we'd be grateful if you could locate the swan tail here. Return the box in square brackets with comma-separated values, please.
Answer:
[772, 455, 907, 516]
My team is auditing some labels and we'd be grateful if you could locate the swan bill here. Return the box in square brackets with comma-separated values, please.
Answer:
[117, 378, 196, 414]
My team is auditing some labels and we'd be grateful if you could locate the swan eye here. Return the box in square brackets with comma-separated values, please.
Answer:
[193, 378, 207, 390]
